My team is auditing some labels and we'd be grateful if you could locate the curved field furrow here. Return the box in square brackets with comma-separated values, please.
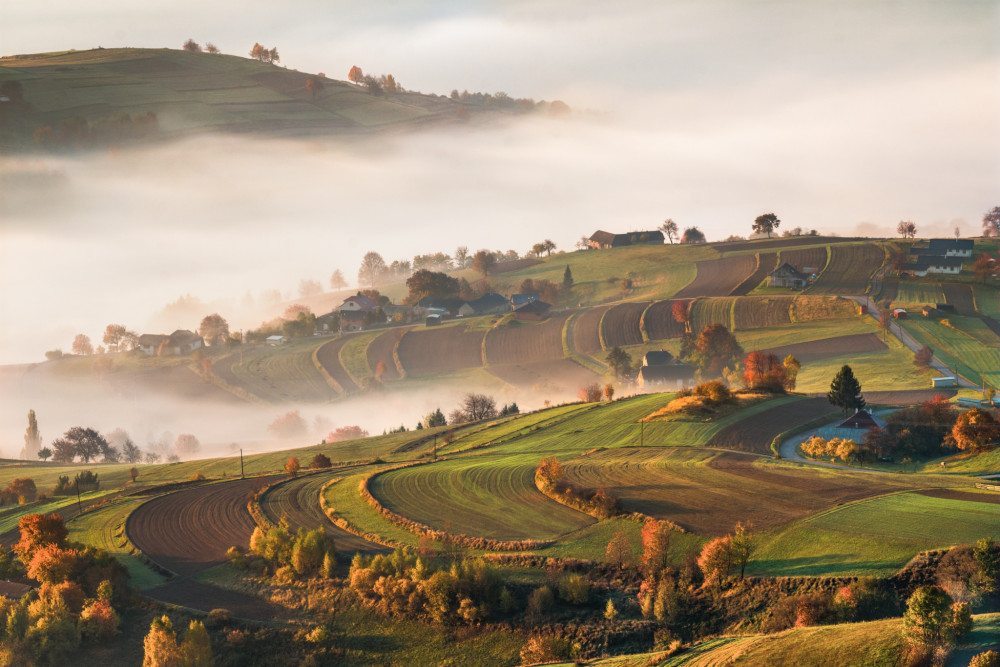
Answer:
[690, 297, 735, 332]
[370, 455, 595, 540]
[763, 333, 887, 364]
[733, 296, 792, 330]
[675, 255, 756, 298]
[484, 313, 569, 365]
[261, 472, 388, 554]
[487, 359, 600, 391]
[128, 475, 280, 576]
[366, 326, 413, 380]
[315, 336, 360, 392]
[944, 283, 1000, 338]
[396, 325, 485, 376]
[707, 396, 833, 454]
[573, 305, 611, 354]
[563, 448, 906, 536]
[807, 244, 884, 295]
[600, 302, 650, 348]
[641, 300, 689, 340]
[730, 252, 777, 296]
[779, 247, 828, 276]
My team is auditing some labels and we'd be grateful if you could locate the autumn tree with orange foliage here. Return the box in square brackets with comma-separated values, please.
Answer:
[15, 512, 68, 562]
[697, 535, 733, 589]
[285, 457, 300, 478]
[742, 351, 787, 393]
[578, 383, 602, 402]
[640, 518, 672, 577]
[671, 300, 691, 333]
[947, 408, 1000, 452]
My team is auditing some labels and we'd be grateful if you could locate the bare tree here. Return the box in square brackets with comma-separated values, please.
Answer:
[896, 220, 917, 239]
[460, 393, 497, 421]
[330, 269, 348, 290]
[72, 334, 94, 356]
[182, 39, 202, 53]
[660, 219, 679, 244]
[358, 252, 387, 288]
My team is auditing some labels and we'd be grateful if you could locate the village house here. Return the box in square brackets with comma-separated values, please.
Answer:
[767, 262, 810, 289]
[338, 293, 378, 314]
[642, 350, 674, 366]
[315, 312, 339, 333]
[137, 330, 204, 356]
[265, 334, 286, 346]
[465, 292, 511, 316]
[513, 300, 551, 321]
[415, 296, 465, 317]
[588, 230, 665, 250]
[636, 364, 696, 389]
[902, 256, 964, 276]
[511, 293, 539, 309]
[924, 238, 974, 258]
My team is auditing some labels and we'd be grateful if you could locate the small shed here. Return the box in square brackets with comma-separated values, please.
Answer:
[921, 306, 940, 319]
[768, 262, 809, 289]
[858, 303, 868, 315]
[265, 335, 286, 346]
[892, 308, 907, 319]
[426, 314, 442, 326]
[932, 376, 957, 388]
[936, 303, 955, 312]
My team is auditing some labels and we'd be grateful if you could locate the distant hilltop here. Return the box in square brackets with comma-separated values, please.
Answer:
[0, 47, 569, 150]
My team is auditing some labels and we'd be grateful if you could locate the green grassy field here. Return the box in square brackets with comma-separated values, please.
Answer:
[901, 317, 1000, 387]
[750, 491, 1000, 577]
[0, 488, 118, 535]
[338, 331, 381, 384]
[893, 281, 945, 306]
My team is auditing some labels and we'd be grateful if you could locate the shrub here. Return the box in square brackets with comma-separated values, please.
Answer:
[520, 635, 571, 665]
[309, 453, 332, 469]
[970, 651, 1000, 667]
[526, 586, 554, 618]
[557, 573, 590, 605]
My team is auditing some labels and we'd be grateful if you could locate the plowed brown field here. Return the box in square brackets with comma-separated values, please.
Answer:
[396, 325, 485, 375]
[563, 448, 902, 536]
[641, 300, 689, 340]
[764, 333, 887, 363]
[944, 283, 1000, 337]
[366, 326, 413, 381]
[145, 579, 288, 620]
[808, 244, 884, 295]
[780, 247, 828, 275]
[128, 475, 280, 576]
[484, 314, 569, 365]
[315, 336, 359, 392]
[707, 397, 834, 454]
[730, 253, 778, 296]
[675, 255, 756, 298]
[601, 302, 650, 348]
[487, 359, 599, 390]
[733, 296, 793, 330]
[573, 305, 610, 354]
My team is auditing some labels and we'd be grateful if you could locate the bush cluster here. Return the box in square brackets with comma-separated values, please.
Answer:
[535, 457, 620, 519]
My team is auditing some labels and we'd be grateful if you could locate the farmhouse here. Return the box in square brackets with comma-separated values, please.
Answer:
[767, 262, 809, 289]
[465, 292, 510, 316]
[836, 409, 886, 431]
[917, 239, 975, 258]
[588, 230, 665, 250]
[339, 310, 367, 332]
[415, 296, 465, 316]
[316, 312, 340, 332]
[511, 293, 539, 309]
[513, 300, 551, 321]
[137, 330, 204, 356]
[636, 364, 696, 389]
[902, 256, 964, 276]
[339, 293, 378, 313]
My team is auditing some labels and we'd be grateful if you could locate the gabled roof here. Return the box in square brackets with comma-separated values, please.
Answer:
[637, 364, 696, 383]
[836, 409, 886, 430]
[341, 294, 378, 311]
[904, 257, 964, 270]
[589, 230, 616, 245]
[511, 293, 539, 307]
[769, 262, 808, 279]
[138, 334, 168, 346]
[416, 297, 465, 313]
[169, 330, 202, 345]
[340, 310, 367, 322]
[0, 581, 32, 600]
[642, 350, 674, 366]
[928, 238, 974, 252]
[469, 292, 509, 310]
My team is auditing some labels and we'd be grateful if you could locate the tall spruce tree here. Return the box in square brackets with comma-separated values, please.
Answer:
[563, 265, 574, 291]
[21, 409, 42, 460]
[827, 364, 865, 416]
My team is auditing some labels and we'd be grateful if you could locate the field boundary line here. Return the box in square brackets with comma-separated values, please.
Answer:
[392, 330, 409, 378]
[319, 476, 401, 550]
[638, 301, 655, 343]
[597, 307, 610, 351]
[337, 335, 370, 389]
[311, 340, 345, 394]
[194, 361, 268, 405]
[561, 310, 607, 373]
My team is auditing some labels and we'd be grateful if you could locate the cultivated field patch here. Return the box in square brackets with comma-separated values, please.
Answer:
[690, 297, 735, 332]
[572, 305, 611, 354]
[486, 359, 599, 392]
[807, 243, 885, 295]
[366, 326, 413, 380]
[790, 295, 858, 322]
[315, 336, 360, 392]
[763, 333, 887, 364]
[730, 252, 778, 296]
[675, 256, 756, 298]
[484, 314, 569, 365]
[600, 302, 650, 348]
[640, 300, 689, 341]
[779, 246, 828, 276]
[733, 296, 793, 330]
[707, 396, 835, 453]
[396, 325, 485, 376]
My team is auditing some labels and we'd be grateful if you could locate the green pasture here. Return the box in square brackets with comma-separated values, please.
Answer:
[224, 338, 335, 403]
[973, 285, 1000, 318]
[0, 488, 117, 535]
[924, 447, 1000, 475]
[900, 318, 1000, 387]
[892, 280, 945, 305]
[750, 491, 1000, 577]
[338, 331, 381, 384]
[67, 498, 168, 590]
[322, 468, 422, 548]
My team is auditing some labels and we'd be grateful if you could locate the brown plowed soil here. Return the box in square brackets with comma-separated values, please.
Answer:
[314, 336, 359, 392]
[128, 475, 280, 576]
[145, 579, 288, 621]
[763, 333, 887, 363]
[730, 253, 778, 296]
[366, 326, 413, 381]
[943, 284, 1000, 337]
[487, 359, 599, 391]
[262, 472, 389, 554]
[601, 302, 650, 348]
[484, 314, 569, 365]
[641, 300, 689, 340]
[808, 244, 885, 295]
[916, 488, 1000, 505]
[718, 237, 854, 253]
[860, 389, 957, 405]
[396, 325, 485, 375]
[780, 247, 828, 275]
[675, 255, 756, 298]
[563, 448, 902, 536]
[573, 306, 611, 354]
[708, 397, 835, 454]
[733, 296, 793, 330]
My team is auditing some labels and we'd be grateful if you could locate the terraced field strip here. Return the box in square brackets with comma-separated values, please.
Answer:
[0, 489, 119, 540]
[733, 296, 792, 330]
[486, 359, 600, 391]
[807, 243, 885, 295]
[563, 447, 912, 537]
[895, 281, 945, 305]
[944, 283, 1000, 340]
[223, 339, 337, 403]
[369, 453, 596, 540]
[68, 498, 168, 590]
[789, 295, 859, 322]
[484, 313, 569, 365]
[730, 252, 778, 296]
[762, 332, 887, 364]
[661, 637, 762, 666]
[322, 467, 423, 548]
[600, 302, 650, 348]
[640, 299, 689, 341]
[338, 330, 381, 385]
[573, 305, 611, 354]
[315, 335, 359, 392]
[260, 471, 388, 554]
[128, 475, 281, 576]
[751, 490, 1000, 577]
[707, 396, 834, 454]
[439, 404, 592, 456]
[900, 317, 1000, 387]
[779, 246, 828, 275]
[690, 297, 735, 332]
[396, 324, 486, 375]
[366, 325, 414, 380]
[675, 255, 756, 298]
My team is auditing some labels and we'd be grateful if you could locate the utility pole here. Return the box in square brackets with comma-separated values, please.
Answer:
[240, 448, 245, 479]
[75, 478, 82, 516]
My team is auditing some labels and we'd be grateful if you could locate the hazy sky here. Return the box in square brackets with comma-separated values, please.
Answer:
[1, 0, 999, 364]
